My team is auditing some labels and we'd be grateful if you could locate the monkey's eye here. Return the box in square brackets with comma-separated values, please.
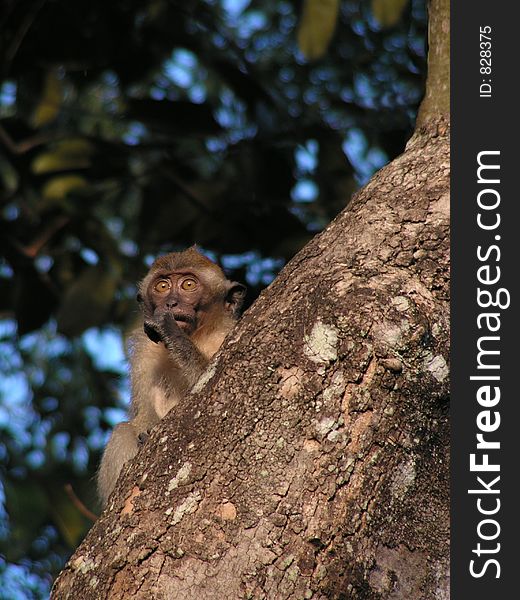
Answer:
[153, 279, 171, 293]
[180, 277, 198, 291]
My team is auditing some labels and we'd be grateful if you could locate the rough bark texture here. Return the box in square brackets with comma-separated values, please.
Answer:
[416, 0, 450, 127]
[52, 116, 450, 599]
[53, 1, 450, 595]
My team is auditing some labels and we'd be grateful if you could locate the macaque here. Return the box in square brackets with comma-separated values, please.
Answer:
[97, 247, 246, 506]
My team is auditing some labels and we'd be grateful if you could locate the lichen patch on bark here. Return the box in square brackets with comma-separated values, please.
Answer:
[167, 491, 201, 525]
[304, 320, 338, 363]
[424, 353, 449, 382]
[192, 362, 218, 394]
[167, 462, 192, 492]
[390, 458, 417, 499]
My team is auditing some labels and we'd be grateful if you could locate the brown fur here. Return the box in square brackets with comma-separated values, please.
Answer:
[97, 248, 245, 506]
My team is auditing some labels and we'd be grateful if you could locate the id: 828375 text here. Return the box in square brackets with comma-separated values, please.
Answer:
[480, 25, 492, 98]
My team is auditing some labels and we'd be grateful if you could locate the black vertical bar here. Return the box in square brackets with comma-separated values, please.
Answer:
[452, 1, 519, 597]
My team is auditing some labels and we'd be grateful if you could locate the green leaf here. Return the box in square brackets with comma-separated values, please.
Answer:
[0, 153, 19, 193]
[371, 0, 409, 28]
[56, 265, 118, 337]
[32, 139, 94, 174]
[297, 0, 340, 60]
[31, 71, 63, 127]
[42, 175, 88, 200]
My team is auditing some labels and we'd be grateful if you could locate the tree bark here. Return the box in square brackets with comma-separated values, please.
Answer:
[416, 0, 450, 127]
[52, 3, 450, 599]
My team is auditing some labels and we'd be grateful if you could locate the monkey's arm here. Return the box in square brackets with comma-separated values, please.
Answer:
[144, 312, 209, 388]
[97, 422, 139, 506]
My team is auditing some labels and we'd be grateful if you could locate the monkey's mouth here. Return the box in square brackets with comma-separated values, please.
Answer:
[172, 313, 195, 327]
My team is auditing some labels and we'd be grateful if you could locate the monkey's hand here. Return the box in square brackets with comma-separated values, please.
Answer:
[144, 312, 208, 387]
[137, 431, 150, 446]
[143, 319, 164, 344]
[144, 312, 184, 345]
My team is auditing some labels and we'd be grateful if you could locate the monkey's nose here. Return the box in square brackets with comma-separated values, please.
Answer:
[166, 300, 178, 308]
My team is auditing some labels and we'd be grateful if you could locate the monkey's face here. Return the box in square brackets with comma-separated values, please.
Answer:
[144, 271, 207, 335]
[138, 249, 246, 340]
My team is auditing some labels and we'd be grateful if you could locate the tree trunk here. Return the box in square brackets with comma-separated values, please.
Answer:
[52, 3, 450, 599]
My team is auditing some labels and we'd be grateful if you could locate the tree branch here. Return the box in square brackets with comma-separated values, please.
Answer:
[416, 0, 450, 127]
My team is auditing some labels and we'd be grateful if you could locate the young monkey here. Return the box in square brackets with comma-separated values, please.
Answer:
[97, 247, 246, 506]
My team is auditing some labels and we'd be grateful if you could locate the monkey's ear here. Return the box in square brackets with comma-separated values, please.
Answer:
[225, 282, 246, 316]
[136, 291, 143, 304]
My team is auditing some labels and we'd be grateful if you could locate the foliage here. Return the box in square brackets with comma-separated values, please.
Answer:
[0, 0, 427, 594]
